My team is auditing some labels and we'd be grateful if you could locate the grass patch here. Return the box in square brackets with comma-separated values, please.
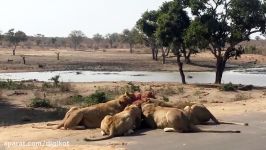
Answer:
[70, 91, 107, 106]
[96, 82, 140, 99]
[29, 98, 52, 108]
[0, 80, 34, 90]
[162, 96, 169, 102]
[220, 82, 237, 91]
[233, 93, 251, 101]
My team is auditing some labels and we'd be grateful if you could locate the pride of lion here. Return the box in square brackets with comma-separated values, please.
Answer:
[32, 91, 248, 141]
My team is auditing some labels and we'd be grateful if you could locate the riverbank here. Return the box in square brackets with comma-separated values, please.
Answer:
[0, 48, 265, 73]
[0, 82, 266, 149]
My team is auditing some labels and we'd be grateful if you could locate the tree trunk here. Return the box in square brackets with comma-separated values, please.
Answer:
[185, 49, 192, 64]
[152, 47, 155, 60]
[177, 53, 186, 84]
[155, 48, 159, 61]
[162, 48, 166, 64]
[215, 57, 226, 84]
[165, 48, 170, 57]
[129, 44, 133, 53]
[13, 44, 17, 56]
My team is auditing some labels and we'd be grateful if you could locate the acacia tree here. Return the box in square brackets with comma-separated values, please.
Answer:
[5, 29, 27, 55]
[34, 34, 45, 47]
[69, 30, 86, 50]
[92, 33, 104, 49]
[122, 28, 141, 53]
[105, 33, 119, 48]
[136, 10, 160, 60]
[156, 1, 190, 84]
[187, 0, 266, 84]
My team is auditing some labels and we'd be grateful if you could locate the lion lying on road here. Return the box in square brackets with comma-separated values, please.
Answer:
[140, 99, 248, 126]
[184, 104, 248, 126]
[32, 92, 134, 130]
[84, 104, 142, 141]
[141, 102, 240, 133]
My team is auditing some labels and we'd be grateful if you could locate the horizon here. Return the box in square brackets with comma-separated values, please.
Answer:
[0, 0, 170, 38]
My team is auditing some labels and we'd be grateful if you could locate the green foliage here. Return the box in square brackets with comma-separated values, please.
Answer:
[127, 82, 140, 92]
[29, 98, 52, 108]
[162, 96, 169, 102]
[70, 91, 107, 106]
[220, 82, 237, 91]
[5, 29, 27, 45]
[0, 80, 30, 90]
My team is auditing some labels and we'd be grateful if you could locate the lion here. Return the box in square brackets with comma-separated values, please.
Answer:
[32, 92, 135, 130]
[184, 104, 248, 126]
[141, 102, 240, 133]
[84, 104, 142, 141]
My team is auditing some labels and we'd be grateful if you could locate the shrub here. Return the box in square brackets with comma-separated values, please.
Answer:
[127, 82, 140, 92]
[220, 82, 237, 91]
[29, 98, 52, 108]
[70, 91, 107, 106]
[50, 75, 60, 87]
[0, 80, 27, 90]
[162, 96, 169, 102]
[42, 82, 54, 89]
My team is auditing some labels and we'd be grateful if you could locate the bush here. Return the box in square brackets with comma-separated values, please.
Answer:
[70, 91, 107, 106]
[42, 82, 54, 89]
[29, 98, 52, 108]
[127, 82, 140, 92]
[0, 80, 27, 90]
[220, 82, 237, 91]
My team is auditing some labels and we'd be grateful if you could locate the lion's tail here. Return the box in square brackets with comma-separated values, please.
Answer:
[191, 125, 241, 133]
[218, 120, 248, 126]
[84, 135, 114, 141]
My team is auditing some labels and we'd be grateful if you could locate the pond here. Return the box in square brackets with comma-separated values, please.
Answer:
[0, 68, 265, 86]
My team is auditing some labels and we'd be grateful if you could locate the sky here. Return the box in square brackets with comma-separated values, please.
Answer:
[0, 0, 170, 37]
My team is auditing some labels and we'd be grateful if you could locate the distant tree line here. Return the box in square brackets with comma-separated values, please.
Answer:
[0, 28, 145, 54]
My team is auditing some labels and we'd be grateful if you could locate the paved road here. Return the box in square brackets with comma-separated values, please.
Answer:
[117, 112, 266, 150]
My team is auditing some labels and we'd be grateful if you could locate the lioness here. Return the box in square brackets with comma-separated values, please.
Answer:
[141, 102, 240, 133]
[32, 92, 134, 130]
[84, 104, 142, 141]
[184, 104, 248, 126]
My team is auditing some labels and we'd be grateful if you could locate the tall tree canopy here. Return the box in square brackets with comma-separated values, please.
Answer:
[69, 30, 86, 50]
[156, 0, 190, 84]
[186, 0, 266, 84]
[5, 29, 27, 55]
[136, 10, 159, 60]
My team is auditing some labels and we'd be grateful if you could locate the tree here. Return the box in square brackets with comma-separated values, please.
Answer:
[34, 34, 45, 47]
[92, 33, 104, 49]
[187, 0, 266, 84]
[122, 28, 142, 53]
[105, 33, 119, 48]
[69, 30, 86, 50]
[51, 38, 57, 48]
[5, 29, 27, 55]
[136, 10, 160, 60]
[156, 1, 190, 84]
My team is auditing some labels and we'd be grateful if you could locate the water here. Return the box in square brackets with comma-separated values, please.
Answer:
[0, 68, 265, 86]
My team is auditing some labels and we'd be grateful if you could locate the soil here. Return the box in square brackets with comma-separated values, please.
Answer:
[0, 48, 265, 73]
